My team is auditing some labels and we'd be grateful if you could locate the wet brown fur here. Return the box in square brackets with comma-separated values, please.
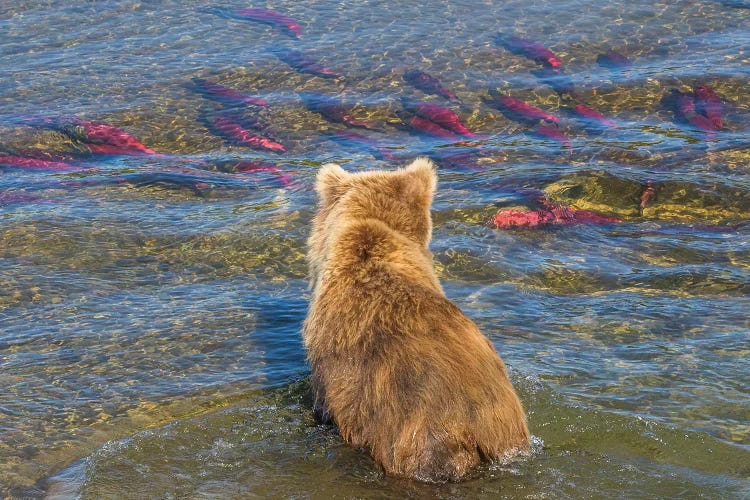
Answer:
[303, 158, 529, 482]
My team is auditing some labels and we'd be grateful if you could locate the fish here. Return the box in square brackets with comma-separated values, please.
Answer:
[491, 199, 621, 229]
[567, 103, 617, 130]
[693, 84, 723, 129]
[74, 121, 157, 155]
[491, 208, 554, 229]
[640, 180, 656, 210]
[270, 46, 343, 79]
[403, 69, 461, 102]
[17, 115, 156, 155]
[401, 114, 458, 140]
[666, 88, 718, 133]
[493, 33, 562, 69]
[191, 78, 268, 107]
[299, 93, 376, 129]
[719, 0, 750, 8]
[117, 169, 216, 194]
[224, 161, 293, 186]
[486, 90, 560, 125]
[210, 115, 287, 153]
[530, 124, 572, 152]
[531, 67, 575, 95]
[327, 131, 394, 160]
[76, 121, 156, 155]
[234, 8, 302, 38]
[0, 154, 86, 172]
[401, 99, 477, 138]
[0, 191, 47, 206]
[596, 50, 631, 70]
[428, 146, 482, 170]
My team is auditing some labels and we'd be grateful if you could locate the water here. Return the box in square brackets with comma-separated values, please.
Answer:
[1, 0, 749, 497]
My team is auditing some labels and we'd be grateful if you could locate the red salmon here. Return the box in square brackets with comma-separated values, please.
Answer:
[404, 115, 457, 140]
[231, 161, 293, 186]
[0, 191, 47, 205]
[271, 47, 343, 79]
[0, 154, 86, 172]
[300, 93, 376, 130]
[492, 198, 621, 229]
[486, 90, 560, 125]
[493, 33, 562, 69]
[403, 100, 477, 138]
[492, 209, 553, 229]
[693, 84, 723, 129]
[19, 116, 156, 155]
[328, 131, 394, 160]
[596, 50, 631, 70]
[531, 124, 572, 152]
[191, 78, 268, 107]
[235, 8, 302, 38]
[569, 103, 617, 129]
[670, 89, 718, 133]
[531, 67, 576, 95]
[403, 69, 460, 102]
[211, 115, 287, 153]
[640, 180, 656, 210]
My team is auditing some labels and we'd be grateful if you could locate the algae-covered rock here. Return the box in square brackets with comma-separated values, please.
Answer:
[543, 171, 642, 219]
[544, 170, 750, 224]
[642, 180, 750, 223]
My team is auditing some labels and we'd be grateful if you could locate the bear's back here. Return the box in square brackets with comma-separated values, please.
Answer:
[303, 217, 529, 482]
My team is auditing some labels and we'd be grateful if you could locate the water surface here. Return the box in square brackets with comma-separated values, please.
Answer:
[1, 0, 749, 497]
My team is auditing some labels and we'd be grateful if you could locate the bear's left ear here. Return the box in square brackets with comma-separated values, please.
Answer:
[316, 163, 350, 205]
[403, 157, 437, 202]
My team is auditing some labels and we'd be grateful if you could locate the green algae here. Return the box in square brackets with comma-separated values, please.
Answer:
[545, 170, 750, 223]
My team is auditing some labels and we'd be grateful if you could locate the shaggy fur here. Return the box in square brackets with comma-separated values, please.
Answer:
[303, 158, 529, 482]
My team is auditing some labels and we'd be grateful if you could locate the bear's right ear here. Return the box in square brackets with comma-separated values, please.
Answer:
[403, 157, 437, 201]
[316, 163, 350, 205]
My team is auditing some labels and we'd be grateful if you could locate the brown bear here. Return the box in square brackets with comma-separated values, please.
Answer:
[303, 157, 529, 482]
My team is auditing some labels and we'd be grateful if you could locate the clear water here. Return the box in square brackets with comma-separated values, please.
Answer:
[1, 0, 749, 498]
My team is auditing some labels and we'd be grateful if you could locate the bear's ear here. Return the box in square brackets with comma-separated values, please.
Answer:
[316, 163, 350, 205]
[403, 157, 437, 202]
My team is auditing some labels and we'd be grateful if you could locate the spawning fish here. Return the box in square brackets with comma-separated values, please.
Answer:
[299, 93, 376, 129]
[640, 180, 656, 210]
[693, 84, 723, 129]
[402, 114, 458, 140]
[667, 89, 718, 133]
[18, 116, 156, 155]
[568, 103, 617, 130]
[0, 154, 86, 172]
[491, 198, 620, 229]
[270, 47, 343, 79]
[191, 78, 268, 107]
[210, 115, 287, 153]
[76, 121, 156, 155]
[234, 8, 302, 38]
[429, 146, 482, 170]
[530, 124, 572, 152]
[491, 208, 554, 229]
[0, 191, 47, 205]
[328, 131, 394, 160]
[596, 50, 631, 70]
[531, 67, 576, 95]
[401, 99, 477, 138]
[403, 69, 461, 102]
[486, 90, 560, 125]
[493, 33, 562, 69]
[226, 161, 293, 186]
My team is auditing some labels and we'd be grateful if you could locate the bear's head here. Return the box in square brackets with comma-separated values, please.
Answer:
[307, 157, 437, 286]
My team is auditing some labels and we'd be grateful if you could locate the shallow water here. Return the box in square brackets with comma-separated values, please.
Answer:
[1, 0, 749, 498]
